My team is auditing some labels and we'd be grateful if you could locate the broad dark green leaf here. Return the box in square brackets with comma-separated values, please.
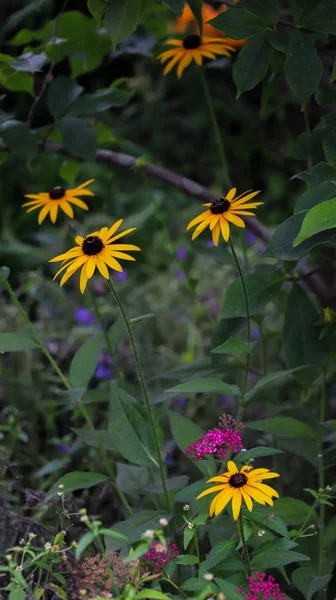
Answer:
[283, 285, 326, 386]
[265, 211, 336, 260]
[68, 87, 134, 116]
[87, 0, 106, 21]
[251, 538, 310, 569]
[135, 592, 171, 600]
[0, 66, 33, 94]
[323, 130, 336, 167]
[210, 8, 268, 39]
[294, 182, 336, 213]
[293, 199, 336, 245]
[0, 332, 37, 352]
[46, 471, 108, 500]
[168, 410, 216, 477]
[235, 446, 284, 462]
[104, 510, 164, 550]
[175, 555, 199, 565]
[275, 497, 316, 526]
[187, 0, 203, 35]
[215, 579, 244, 600]
[233, 33, 272, 96]
[292, 162, 336, 186]
[58, 117, 97, 162]
[294, 1, 336, 34]
[286, 129, 325, 160]
[246, 416, 316, 439]
[245, 368, 305, 403]
[201, 541, 236, 570]
[0, 120, 37, 159]
[285, 30, 322, 105]
[240, 0, 279, 24]
[108, 385, 158, 467]
[211, 336, 256, 356]
[167, 377, 240, 395]
[248, 505, 289, 538]
[221, 274, 283, 318]
[47, 77, 83, 119]
[75, 532, 95, 560]
[307, 576, 332, 600]
[163, 0, 185, 16]
[73, 428, 119, 452]
[289, 0, 316, 26]
[105, 0, 143, 48]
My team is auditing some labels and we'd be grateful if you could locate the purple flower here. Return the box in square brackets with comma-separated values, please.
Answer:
[115, 270, 128, 282]
[144, 542, 179, 573]
[74, 307, 95, 326]
[57, 444, 75, 455]
[186, 428, 243, 461]
[207, 240, 215, 248]
[238, 573, 285, 600]
[246, 231, 257, 245]
[95, 351, 114, 380]
[176, 247, 187, 261]
[175, 269, 185, 280]
[176, 397, 187, 409]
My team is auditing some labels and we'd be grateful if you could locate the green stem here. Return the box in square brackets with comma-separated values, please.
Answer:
[238, 512, 251, 577]
[5, 280, 133, 515]
[106, 278, 170, 512]
[292, 500, 317, 541]
[318, 367, 327, 597]
[228, 240, 251, 421]
[200, 69, 232, 189]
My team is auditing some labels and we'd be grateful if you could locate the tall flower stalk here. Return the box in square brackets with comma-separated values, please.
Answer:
[4, 279, 133, 515]
[106, 278, 170, 512]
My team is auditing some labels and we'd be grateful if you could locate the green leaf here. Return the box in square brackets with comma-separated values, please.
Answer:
[0, 66, 33, 94]
[136, 591, 171, 600]
[215, 579, 244, 600]
[210, 8, 269, 40]
[168, 411, 216, 477]
[0, 332, 38, 352]
[183, 526, 195, 551]
[108, 385, 158, 467]
[323, 130, 336, 168]
[292, 162, 336, 186]
[294, 182, 336, 213]
[283, 285, 325, 386]
[104, 510, 164, 550]
[307, 576, 332, 600]
[233, 33, 272, 96]
[58, 117, 97, 162]
[187, 0, 203, 35]
[240, 0, 279, 25]
[246, 416, 316, 439]
[285, 31, 322, 105]
[221, 274, 283, 318]
[68, 87, 134, 116]
[245, 369, 303, 403]
[251, 538, 310, 569]
[265, 211, 336, 261]
[248, 505, 289, 538]
[0, 120, 37, 159]
[69, 332, 104, 389]
[275, 497, 316, 526]
[175, 555, 199, 565]
[47, 77, 83, 119]
[294, 1, 336, 34]
[202, 541, 236, 570]
[48, 584, 68, 600]
[211, 336, 256, 356]
[235, 446, 284, 462]
[73, 428, 119, 452]
[59, 160, 80, 185]
[163, 0, 185, 16]
[167, 378, 240, 395]
[11, 52, 47, 73]
[325, 515, 336, 546]
[46, 471, 108, 500]
[87, 0, 106, 21]
[105, 0, 142, 49]
[75, 532, 95, 560]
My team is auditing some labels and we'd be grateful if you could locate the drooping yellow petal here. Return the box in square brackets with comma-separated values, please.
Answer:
[109, 250, 136, 261]
[209, 214, 221, 230]
[163, 52, 185, 75]
[68, 197, 89, 210]
[244, 485, 273, 506]
[206, 475, 229, 484]
[80, 266, 89, 294]
[248, 481, 279, 498]
[247, 468, 277, 478]
[248, 471, 280, 481]
[50, 202, 58, 224]
[192, 50, 203, 66]
[231, 490, 242, 520]
[24, 193, 49, 200]
[196, 484, 226, 500]
[241, 488, 253, 511]
[225, 212, 245, 228]
[177, 52, 193, 78]
[103, 254, 123, 272]
[199, 50, 216, 59]
[60, 200, 74, 219]
[86, 256, 97, 279]
[212, 221, 221, 246]
[226, 187, 236, 201]
[96, 256, 110, 279]
[187, 210, 211, 230]
[38, 204, 51, 225]
[220, 216, 230, 241]
[191, 214, 214, 240]
[110, 244, 141, 251]
[213, 486, 235, 516]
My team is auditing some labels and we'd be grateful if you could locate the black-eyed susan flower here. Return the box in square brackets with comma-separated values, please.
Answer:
[49, 220, 140, 294]
[196, 460, 279, 520]
[158, 34, 235, 78]
[187, 187, 262, 245]
[22, 179, 94, 224]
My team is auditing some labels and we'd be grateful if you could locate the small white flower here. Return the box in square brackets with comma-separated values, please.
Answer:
[80, 515, 89, 523]
[187, 522, 194, 529]
[28, 532, 36, 540]
[15, 566, 23, 572]
[159, 518, 168, 527]
[326, 485, 332, 491]
[204, 573, 214, 581]
[44, 542, 52, 551]
[258, 529, 265, 537]
[143, 529, 155, 539]
[58, 484, 64, 489]
[71, 541, 78, 548]
[5, 554, 13, 561]
[79, 508, 87, 515]
[19, 539, 25, 546]
[57, 491, 63, 497]
[240, 448, 247, 452]
[183, 504, 190, 511]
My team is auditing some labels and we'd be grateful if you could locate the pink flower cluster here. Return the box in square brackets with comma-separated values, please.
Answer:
[144, 542, 179, 573]
[240, 573, 285, 600]
[186, 427, 243, 461]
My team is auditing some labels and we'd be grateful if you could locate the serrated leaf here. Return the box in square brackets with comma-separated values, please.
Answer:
[285, 30, 322, 105]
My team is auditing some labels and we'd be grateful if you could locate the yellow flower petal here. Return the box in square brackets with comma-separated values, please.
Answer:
[50, 202, 58, 224]
[86, 256, 96, 279]
[60, 200, 74, 219]
[196, 484, 226, 500]
[241, 488, 253, 511]
[213, 486, 235, 517]
[187, 210, 211, 230]
[244, 485, 273, 506]
[108, 227, 136, 243]
[164, 52, 184, 75]
[96, 256, 110, 279]
[227, 461, 238, 474]
[225, 212, 245, 228]
[38, 204, 51, 225]
[68, 197, 89, 210]
[212, 221, 221, 246]
[226, 187, 236, 201]
[231, 489, 242, 520]
[80, 266, 88, 294]
[206, 475, 229, 484]
[177, 52, 193, 78]
[220, 216, 230, 241]
[248, 481, 279, 498]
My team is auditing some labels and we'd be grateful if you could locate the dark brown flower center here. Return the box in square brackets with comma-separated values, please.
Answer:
[82, 235, 104, 256]
[210, 197, 231, 214]
[229, 473, 247, 488]
[49, 187, 66, 200]
[183, 34, 201, 49]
